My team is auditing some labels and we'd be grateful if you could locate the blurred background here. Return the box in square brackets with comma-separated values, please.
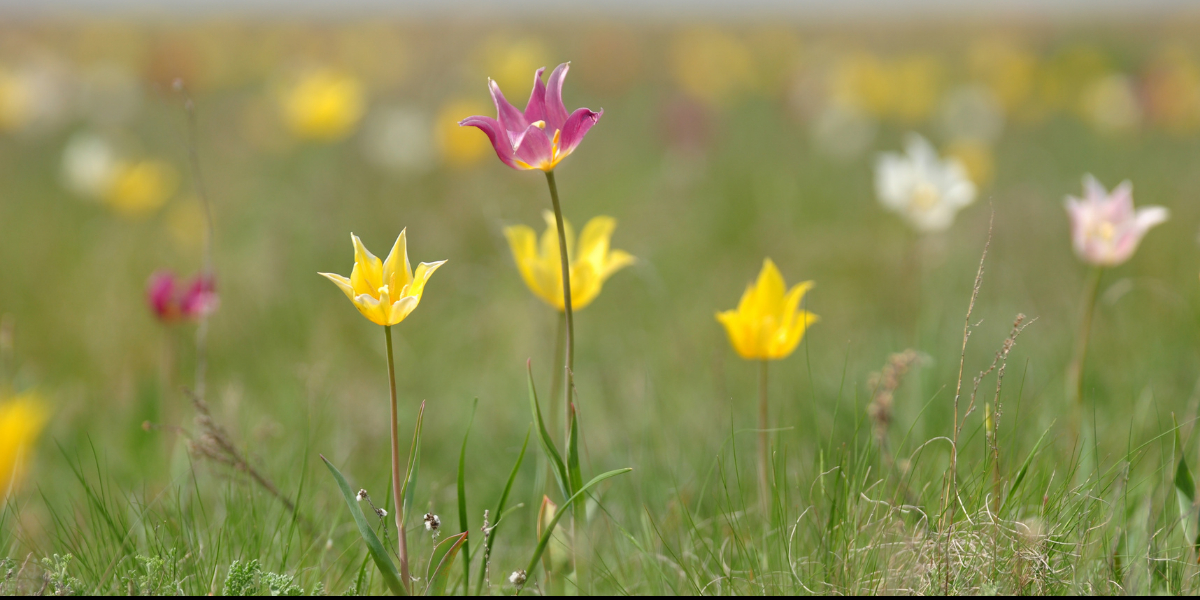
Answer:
[2, 0, 1200, 572]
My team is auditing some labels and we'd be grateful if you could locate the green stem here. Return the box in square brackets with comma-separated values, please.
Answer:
[544, 169, 582, 591]
[1067, 267, 1103, 445]
[550, 312, 566, 443]
[758, 359, 770, 516]
[384, 325, 411, 592]
[544, 170, 575, 408]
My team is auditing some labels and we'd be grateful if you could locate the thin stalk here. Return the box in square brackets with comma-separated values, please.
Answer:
[550, 312, 566, 442]
[1068, 267, 1103, 443]
[183, 92, 215, 405]
[544, 169, 582, 589]
[544, 170, 575, 407]
[384, 325, 411, 592]
[758, 359, 770, 517]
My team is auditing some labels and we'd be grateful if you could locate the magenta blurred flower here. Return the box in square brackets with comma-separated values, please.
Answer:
[1065, 174, 1169, 267]
[146, 271, 219, 323]
[458, 62, 602, 171]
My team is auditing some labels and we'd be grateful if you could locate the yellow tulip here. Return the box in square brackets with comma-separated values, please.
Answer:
[504, 212, 635, 312]
[320, 230, 445, 327]
[717, 258, 818, 361]
[1, 393, 48, 503]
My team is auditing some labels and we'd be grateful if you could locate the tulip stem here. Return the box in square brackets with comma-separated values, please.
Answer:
[550, 312, 566, 441]
[758, 359, 770, 517]
[384, 325, 411, 592]
[544, 170, 575, 409]
[1068, 267, 1103, 439]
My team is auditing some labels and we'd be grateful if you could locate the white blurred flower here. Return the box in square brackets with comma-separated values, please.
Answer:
[811, 104, 877, 161]
[61, 132, 119, 200]
[938, 85, 1004, 144]
[1083, 74, 1141, 133]
[360, 106, 435, 172]
[875, 133, 977, 233]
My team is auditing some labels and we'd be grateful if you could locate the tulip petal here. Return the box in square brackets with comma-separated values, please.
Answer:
[1135, 206, 1169, 232]
[488, 78, 528, 144]
[387, 296, 420, 325]
[514, 125, 555, 170]
[524, 67, 547, 124]
[352, 292, 388, 326]
[505, 225, 550, 304]
[577, 216, 616, 264]
[459, 115, 521, 169]
[601, 249, 636, 280]
[405, 260, 446, 301]
[320, 272, 357, 303]
[544, 63, 571, 133]
[558, 108, 602, 157]
[716, 309, 754, 360]
[383, 229, 413, 295]
[350, 233, 384, 296]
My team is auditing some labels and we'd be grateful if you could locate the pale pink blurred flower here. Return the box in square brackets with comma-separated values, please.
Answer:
[1065, 174, 1168, 267]
[459, 62, 602, 171]
[146, 271, 219, 323]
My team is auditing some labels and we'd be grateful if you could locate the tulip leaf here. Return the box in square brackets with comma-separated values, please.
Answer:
[424, 531, 468, 596]
[320, 455, 407, 596]
[403, 401, 425, 524]
[528, 360, 569, 501]
[456, 399, 477, 593]
[475, 426, 531, 596]
[523, 468, 632, 584]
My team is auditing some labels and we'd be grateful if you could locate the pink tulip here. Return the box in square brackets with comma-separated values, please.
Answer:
[1065, 174, 1169, 267]
[146, 271, 218, 323]
[459, 62, 602, 172]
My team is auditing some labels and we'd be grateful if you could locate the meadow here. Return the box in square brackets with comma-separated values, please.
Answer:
[3, 18, 1200, 595]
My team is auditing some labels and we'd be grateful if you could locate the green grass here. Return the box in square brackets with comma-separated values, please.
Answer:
[4, 20, 1200, 596]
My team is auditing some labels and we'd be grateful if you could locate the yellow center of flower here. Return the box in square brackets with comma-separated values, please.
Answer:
[910, 181, 941, 211]
[531, 120, 546, 129]
[377, 284, 389, 299]
[1094, 221, 1115, 241]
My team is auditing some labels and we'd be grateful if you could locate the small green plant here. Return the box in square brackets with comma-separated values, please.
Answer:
[40, 554, 82, 596]
[221, 559, 260, 596]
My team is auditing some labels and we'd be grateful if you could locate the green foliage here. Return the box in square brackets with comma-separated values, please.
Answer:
[40, 554, 83, 596]
[222, 559, 260, 596]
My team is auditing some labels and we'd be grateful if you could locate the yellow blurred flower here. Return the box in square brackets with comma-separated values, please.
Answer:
[832, 52, 892, 117]
[968, 38, 1038, 115]
[280, 69, 365, 141]
[670, 28, 756, 107]
[504, 212, 634, 312]
[481, 37, 549, 96]
[717, 259, 818, 361]
[320, 231, 445, 327]
[1, 393, 49, 503]
[944, 139, 995, 188]
[436, 100, 491, 166]
[104, 159, 178, 218]
[890, 54, 945, 124]
[0, 67, 33, 131]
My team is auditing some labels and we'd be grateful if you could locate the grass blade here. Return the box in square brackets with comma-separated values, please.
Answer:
[320, 454, 407, 596]
[567, 404, 583, 497]
[424, 531, 468, 596]
[1175, 451, 1197, 552]
[523, 468, 633, 584]
[457, 398, 478, 593]
[528, 360, 569, 500]
[1000, 421, 1053, 515]
[475, 426, 531, 595]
